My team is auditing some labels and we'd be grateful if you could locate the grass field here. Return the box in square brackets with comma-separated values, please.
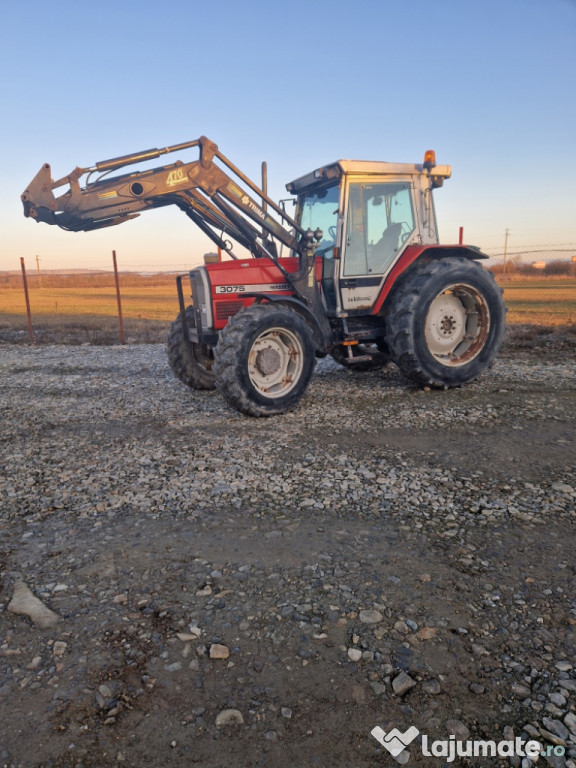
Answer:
[0, 277, 181, 344]
[1, 274, 574, 344]
[497, 277, 576, 325]
[0, 283, 181, 321]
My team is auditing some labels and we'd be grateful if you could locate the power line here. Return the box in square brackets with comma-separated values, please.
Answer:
[484, 244, 576, 252]
[487, 248, 576, 258]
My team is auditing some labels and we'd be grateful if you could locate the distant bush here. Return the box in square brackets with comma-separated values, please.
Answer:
[489, 259, 576, 277]
[513, 263, 541, 276]
[544, 260, 576, 276]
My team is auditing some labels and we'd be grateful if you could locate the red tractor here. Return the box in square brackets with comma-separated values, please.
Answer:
[22, 136, 505, 416]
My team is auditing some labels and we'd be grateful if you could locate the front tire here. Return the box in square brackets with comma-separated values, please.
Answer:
[167, 306, 216, 390]
[386, 258, 506, 388]
[213, 304, 316, 416]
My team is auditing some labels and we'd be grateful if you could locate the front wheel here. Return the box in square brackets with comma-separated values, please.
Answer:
[213, 304, 316, 416]
[386, 258, 506, 388]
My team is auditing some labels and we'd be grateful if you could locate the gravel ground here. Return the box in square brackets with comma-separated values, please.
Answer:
[0, 341, 575, 768]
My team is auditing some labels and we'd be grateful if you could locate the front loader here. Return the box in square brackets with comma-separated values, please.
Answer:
[22, 136, 506, 416]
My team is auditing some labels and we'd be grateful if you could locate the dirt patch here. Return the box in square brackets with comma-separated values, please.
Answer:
[502, 322, 576, 361]
[0, 338, 575, 768]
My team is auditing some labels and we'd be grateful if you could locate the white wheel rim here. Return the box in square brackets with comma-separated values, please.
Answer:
[248, 327, 304, 398]
[424, 284, 490, 366]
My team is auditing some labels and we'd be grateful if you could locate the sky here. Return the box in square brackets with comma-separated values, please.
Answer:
[1, 0, 575, 272]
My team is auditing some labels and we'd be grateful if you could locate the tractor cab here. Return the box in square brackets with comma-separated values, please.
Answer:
[287, 156, 452, 316]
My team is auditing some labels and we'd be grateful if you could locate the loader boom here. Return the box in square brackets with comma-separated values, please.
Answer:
[22, 136, 330, 328]
[22, 135, 313, 261]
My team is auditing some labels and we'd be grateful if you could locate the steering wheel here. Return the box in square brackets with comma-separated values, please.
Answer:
[399, 222, 412, 244]
[316, 225, 338, 256]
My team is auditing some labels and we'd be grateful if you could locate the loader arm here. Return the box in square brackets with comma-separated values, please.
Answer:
[22, 135, 329, 338]
[21, 135, 315, 263]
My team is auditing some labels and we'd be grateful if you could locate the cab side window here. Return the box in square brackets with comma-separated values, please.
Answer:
[344, 183, 414, 276]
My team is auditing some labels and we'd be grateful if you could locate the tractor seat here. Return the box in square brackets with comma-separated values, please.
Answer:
[369, 223, 402, 271]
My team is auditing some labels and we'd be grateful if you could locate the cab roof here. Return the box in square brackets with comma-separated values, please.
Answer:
[286, 159, 452, 195]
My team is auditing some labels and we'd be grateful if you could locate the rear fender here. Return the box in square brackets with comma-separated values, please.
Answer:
[372, 244, 489, 315]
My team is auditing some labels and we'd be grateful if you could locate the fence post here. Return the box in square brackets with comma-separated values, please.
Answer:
[112, 250, 126, 345]
[20, 257, 35, 343]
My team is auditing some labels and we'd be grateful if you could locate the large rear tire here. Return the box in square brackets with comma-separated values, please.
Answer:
[167, 306, 216, 390]
[213, 304, 316, 416]
[386, 258, 506, 388]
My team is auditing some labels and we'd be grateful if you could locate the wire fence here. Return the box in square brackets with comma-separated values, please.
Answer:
[1, 254, 183, 344]
[1, 252, 575, 345]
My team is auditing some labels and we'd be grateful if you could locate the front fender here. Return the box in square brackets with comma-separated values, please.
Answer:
[245, 293, 329, 354]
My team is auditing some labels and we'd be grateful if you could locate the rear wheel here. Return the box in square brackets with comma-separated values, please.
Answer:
[213, 304, 316, 416]
[167, 306, 216, 390]
[386, 258, 506, 387]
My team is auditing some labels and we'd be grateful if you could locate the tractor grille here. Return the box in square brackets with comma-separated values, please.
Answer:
[215, 301, 245, 321]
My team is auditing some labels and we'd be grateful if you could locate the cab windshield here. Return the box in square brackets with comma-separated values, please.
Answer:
[296, 184, 340, 254]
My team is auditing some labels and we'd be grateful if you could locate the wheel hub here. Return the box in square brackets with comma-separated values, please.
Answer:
[255, 348, 281, 376]
[439, 315, 457, 335]
[248, 327, 304, 398]
[425, 293, 466, 353]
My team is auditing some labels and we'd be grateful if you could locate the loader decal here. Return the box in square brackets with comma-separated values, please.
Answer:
[167, 169, 188, 187]
[241, 195, 266, 220]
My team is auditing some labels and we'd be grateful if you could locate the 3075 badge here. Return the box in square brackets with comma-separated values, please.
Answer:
[214, 283, 289, 294]
[215, 285, 246, 293]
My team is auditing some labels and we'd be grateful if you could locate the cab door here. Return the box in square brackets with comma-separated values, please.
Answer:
[339, 180, 416, 313]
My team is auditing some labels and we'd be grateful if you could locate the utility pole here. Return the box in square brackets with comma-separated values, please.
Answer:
[35, 255, 42, 288]
[503, 229, 510, 274]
